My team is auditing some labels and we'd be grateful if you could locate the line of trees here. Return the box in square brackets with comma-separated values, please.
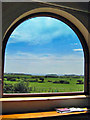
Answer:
[3, 81, 30, 93]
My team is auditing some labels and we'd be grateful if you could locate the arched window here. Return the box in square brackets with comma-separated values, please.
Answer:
[3, 16, 85, 95]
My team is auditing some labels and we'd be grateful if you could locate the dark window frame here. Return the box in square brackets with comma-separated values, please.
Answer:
[2, 12, 89, 97]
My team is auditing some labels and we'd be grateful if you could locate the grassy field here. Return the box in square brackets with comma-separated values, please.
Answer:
[3, 73, 84, 93]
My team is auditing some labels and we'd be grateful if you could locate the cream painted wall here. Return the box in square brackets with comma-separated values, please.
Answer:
[2, 97, 88, 114]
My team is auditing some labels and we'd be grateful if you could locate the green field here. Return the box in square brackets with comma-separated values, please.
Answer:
[3, 73, 84, 93]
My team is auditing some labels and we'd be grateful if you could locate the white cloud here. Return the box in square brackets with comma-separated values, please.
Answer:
[8, 17, 76, 45]
[9, 29, 64, 45]
[4, 52, 84, 75]
[74, 43, 78, 45]
[73, 49, 83, 52]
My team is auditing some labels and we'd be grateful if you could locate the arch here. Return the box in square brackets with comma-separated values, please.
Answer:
[2, 7, 89, 96]
[3, 7, 89, 44]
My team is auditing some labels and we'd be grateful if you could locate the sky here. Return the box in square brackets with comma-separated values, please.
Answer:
[5, 17, 84, 75]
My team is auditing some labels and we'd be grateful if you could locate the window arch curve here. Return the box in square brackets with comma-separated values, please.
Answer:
[2, 7, 89, 97]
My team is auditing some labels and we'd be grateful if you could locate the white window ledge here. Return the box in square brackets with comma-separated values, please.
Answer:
[0, 95, 87, 102]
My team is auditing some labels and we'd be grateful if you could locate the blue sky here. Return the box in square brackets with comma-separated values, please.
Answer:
[5, 17, 84, 75]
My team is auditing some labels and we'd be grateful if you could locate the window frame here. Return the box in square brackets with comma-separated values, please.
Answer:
[2, 12, 89, 97]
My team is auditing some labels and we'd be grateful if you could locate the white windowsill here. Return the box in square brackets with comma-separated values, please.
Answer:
[0, 95, 87, 102]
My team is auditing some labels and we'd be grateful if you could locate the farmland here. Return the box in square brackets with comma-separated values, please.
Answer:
[3, 73, 84, 93]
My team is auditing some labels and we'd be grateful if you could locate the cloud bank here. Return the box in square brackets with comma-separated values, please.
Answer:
[5, 52, 84, 75]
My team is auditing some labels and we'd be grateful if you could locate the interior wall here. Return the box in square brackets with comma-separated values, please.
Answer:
[2, 98, 88, 114]
[2, 2, 89, 36]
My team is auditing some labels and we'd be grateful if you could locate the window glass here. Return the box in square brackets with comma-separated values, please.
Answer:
[4, 17, 84, 93]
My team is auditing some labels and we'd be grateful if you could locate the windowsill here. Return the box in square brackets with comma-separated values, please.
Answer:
[1, 95, 89, 116]
[0, 95, 87, 102]
[1, 110, 88, 119]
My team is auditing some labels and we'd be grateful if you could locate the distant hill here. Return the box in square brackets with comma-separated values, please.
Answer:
[45, 74, 58, 78]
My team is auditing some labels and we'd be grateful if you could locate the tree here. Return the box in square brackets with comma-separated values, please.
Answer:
[3, 83, 14, 93]
[76, 80, 83, 84]
[9, 78, 16, 81]
[13, 81, 30, 93]
[60, 80, 65, 84]
[45, 74, 58, 78]
[39, 77, 44, 82]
